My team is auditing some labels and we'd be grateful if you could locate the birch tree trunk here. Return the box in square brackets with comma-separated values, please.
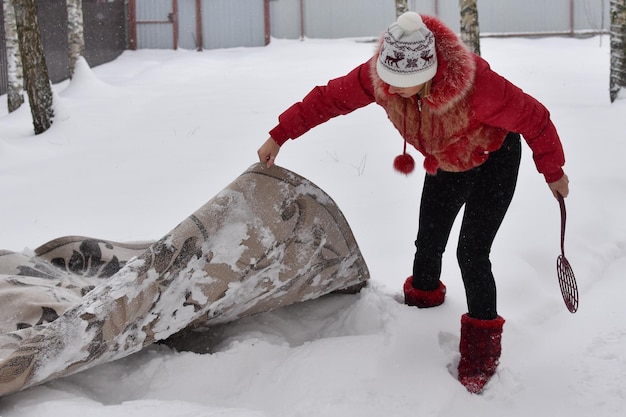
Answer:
[610, 0, 626, 102]
[395, 0, 408, 18]
[67, 0, 85, 78]
[460, 0, 481, 56]
[13, 0, 54, 134]
[3, 0, 24, 113]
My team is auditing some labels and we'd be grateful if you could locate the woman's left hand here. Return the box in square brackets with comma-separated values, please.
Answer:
[548, 173, 569, 199]
[258, 137, 281, 168]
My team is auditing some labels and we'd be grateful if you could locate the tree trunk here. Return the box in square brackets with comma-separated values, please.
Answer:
[610, 0, 626, 102]
[395, 0, 408, 18]
[3, 0, 25, 113]
[460, 0, 481, 56]
[67, 0, 85, 78]
[13, 0, 54, 134]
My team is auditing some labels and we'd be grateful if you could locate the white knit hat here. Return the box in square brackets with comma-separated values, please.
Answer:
[376, 12, 437, 88]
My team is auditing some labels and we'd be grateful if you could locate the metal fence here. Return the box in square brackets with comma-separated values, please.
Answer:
[270, 0, 610, 40]
[0, 3, 6, 97]
[0, 0, 611, 97]
[0, 0, 126, 96]
[129, 0, 268, 50]
[128, 0, 612, 50]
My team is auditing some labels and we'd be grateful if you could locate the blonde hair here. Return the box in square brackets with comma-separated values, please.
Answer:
[421, 79, 433, 98]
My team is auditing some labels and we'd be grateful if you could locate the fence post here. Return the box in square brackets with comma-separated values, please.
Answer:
[264, 0, 270, 45]
[128, 0, 137, 50]
[299, 0, 305, 40]
[570, 0, 575, 36]
[195, 0, 203, 50]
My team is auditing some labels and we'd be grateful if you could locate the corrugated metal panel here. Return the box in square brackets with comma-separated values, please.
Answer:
[479, 0, 571, 34]
[1, 0, 126, 97]
[409, 0, 437, 14]
[268, 0, 609, 41]
[428, 0, 610, 36]
[136, 24, 174, 49]
[303, 0, 395, 39]
[267, 0, 459, 40]
[269, 0, 301, 39]
[135, 0, 174, 49]
[425, 0, 462, 33]
[36, 0, 70, 82]
[574, 0, 610, 32]
[134, 0, 265, 51]
[201, 0, 266, 49]
[83, 1, 127, 65]
[177, 0, 199, 49]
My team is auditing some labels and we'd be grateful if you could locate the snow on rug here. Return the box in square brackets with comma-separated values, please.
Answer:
[0, 163, 369, 397]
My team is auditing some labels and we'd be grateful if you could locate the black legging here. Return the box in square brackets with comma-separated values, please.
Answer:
[412, 132, 521, 320]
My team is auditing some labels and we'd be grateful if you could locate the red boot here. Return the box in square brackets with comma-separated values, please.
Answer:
[457, 314, 505, 394]
[403, 276, 446, 308]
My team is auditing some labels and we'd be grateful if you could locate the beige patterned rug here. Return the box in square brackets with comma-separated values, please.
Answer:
[0, 163, 369, 397]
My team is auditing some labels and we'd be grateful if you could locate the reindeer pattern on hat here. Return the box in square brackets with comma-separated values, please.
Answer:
[380, 31, 435, 75]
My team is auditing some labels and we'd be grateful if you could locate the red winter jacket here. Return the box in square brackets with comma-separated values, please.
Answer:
[269, 15, 565, 183]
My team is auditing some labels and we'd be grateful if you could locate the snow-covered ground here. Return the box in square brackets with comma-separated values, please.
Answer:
[0, 33, 625, 416]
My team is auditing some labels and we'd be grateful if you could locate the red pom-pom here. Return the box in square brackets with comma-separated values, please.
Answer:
[393, 153, 415, 174]
[423, 155, 439, 175]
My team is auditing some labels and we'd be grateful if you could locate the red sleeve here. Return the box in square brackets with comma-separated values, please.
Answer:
[269, 60, 376, 145]
[470, 57, 565, 183]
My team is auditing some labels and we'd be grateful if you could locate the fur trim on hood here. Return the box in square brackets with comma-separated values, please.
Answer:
[370, 14, 506, 174]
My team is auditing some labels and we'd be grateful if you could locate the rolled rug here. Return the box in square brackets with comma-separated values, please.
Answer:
[0, 163, 369, 396]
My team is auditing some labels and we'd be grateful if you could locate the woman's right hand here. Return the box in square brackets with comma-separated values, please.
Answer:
[258, 137, 281, 168]
[548, 173, 569, 199]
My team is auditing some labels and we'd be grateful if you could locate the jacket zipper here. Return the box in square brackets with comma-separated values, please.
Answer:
[414, 94, 425, 154]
